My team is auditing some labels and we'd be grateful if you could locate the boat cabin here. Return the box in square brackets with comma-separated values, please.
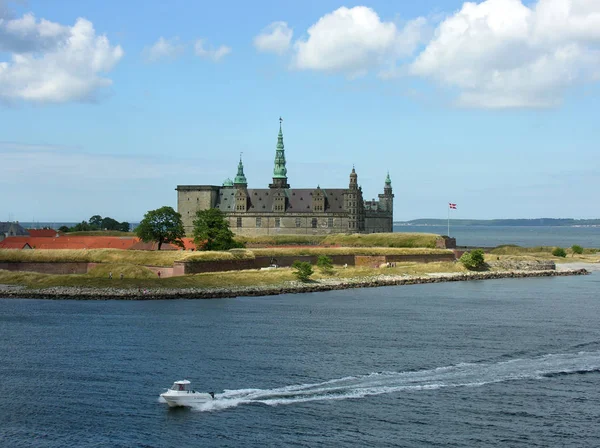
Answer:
[170, 380, 191, 392]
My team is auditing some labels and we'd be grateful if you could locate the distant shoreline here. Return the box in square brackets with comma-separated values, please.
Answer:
[0, 268, 589, 301]
[395, 219, 600, 227]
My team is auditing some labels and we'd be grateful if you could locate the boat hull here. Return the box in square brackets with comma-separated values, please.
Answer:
[160, 391, 214, 408]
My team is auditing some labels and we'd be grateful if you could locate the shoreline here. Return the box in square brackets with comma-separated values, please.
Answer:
[0, 268, 589, 301]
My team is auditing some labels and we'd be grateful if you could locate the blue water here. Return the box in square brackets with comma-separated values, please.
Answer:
[2, 272, 600, 447]
[395, 224, 600, 248]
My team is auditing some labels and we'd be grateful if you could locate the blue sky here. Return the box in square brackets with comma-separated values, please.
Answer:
[1, 0, 599, 222]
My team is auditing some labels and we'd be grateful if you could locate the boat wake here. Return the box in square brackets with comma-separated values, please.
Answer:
[190, 351, 600, 412]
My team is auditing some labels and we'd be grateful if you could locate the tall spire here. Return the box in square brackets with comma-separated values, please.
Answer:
[270, 117, 290, 189]
[234, 153, 247, 186]
[385, 171, 392, 187]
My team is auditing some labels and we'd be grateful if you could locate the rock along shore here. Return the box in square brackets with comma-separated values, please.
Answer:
[0, 268, 589, 301]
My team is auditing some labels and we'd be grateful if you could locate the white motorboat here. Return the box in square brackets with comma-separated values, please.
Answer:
[160, 380, 215, 407]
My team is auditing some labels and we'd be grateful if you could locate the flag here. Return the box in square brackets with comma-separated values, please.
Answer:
[449, 203, 457, 209]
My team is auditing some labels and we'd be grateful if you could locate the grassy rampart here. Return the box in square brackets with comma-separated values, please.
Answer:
[0, 248, 254, 267]
[236, 232, 440, 248]
[0, 246, 449, 267]
[0, 261, 465, 290]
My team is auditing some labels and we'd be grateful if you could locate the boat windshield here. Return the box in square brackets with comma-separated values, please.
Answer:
[171, 383, 190, 391]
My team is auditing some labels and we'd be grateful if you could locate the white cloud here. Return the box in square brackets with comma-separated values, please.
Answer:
[143, 36, 184, 62]
[194, 39, 231, 61]
[292, 6, 427, 76]
[410, 0, 600, 108]
[0, 13, 123, 103]
[254, 21, 293, 55]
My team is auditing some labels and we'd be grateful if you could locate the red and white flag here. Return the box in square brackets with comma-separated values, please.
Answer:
[449, 203, 457, 209]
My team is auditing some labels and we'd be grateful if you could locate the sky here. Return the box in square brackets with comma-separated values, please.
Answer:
[1, 0, 599, 222]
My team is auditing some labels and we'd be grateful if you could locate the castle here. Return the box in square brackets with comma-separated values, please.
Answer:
[176, 120, 394, 236]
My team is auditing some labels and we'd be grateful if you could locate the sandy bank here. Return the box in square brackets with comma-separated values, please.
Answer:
[0, 268, 589, 300]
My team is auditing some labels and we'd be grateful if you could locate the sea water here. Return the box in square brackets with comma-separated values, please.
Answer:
[394, 224, 600, 248]
[1, 272, 600, 447]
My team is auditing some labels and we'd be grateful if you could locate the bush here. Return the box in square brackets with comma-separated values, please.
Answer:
[571, 245, 584, 255]
[316, 255, 334, 273]
[292, 261, 313, 282]
[459, 249, 486, 270]
[552, 247, 567, 257]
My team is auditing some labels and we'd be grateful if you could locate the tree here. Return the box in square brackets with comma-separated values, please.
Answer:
[101, 216, 121, 231]
[552, 247, 567, 257]
[135, 206, 185, 250]
[316, 255, 334, 273]
[192, 208, 242, 251]
[460, 249, 486, 270]
[571, 244, 584, 256]
[58, 225, 70, 233]
[292, 261, 313, 282]
[89, 215, 103, 228]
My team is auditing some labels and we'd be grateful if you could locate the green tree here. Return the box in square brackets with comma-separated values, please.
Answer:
[89, 215, 103, 228]
[58, 225, 70, 233]
[292, 260, 313, 282]
[552, 247, 567, 257]
[460, 249, 486, 270]
[70, 221, 93, 232]
[135, 206, 185, 250]
[571, 244, 584, 255]
[316, 255, 334, 273]
[192, 208, 242, 251]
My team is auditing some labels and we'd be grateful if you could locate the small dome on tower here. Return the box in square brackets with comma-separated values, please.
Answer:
[223, 178, 234, 187]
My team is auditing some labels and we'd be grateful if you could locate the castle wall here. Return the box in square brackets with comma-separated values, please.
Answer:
[225, 213, 351, 236]
[364, 212, 393, 233]
[177, 186, 220, 233]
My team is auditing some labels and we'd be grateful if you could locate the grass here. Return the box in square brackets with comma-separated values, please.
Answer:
[490, 245, 599, 259]
[0, 247, 448, 266]
[236, 232, 440, 248]
[0, 248, 255, 266]
[0, 261, 466, 290]
[322, 233, 440, 248]
[251, 247, 451, 257]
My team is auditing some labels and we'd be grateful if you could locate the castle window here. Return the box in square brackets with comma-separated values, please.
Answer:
[275, 218, 280, 228]
[348, 222, 352, 229]
[296, 217, 301, 228]
[328, 217, 333, 228]
[312, 218, 317, 228]
[256, 217, 262, 228]
[237, 217, 242, 228]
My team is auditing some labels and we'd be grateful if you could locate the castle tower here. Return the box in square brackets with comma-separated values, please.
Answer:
[234, 155, 248, 212]
[233, 155, 247, 188]
[269, 117, 290, 189]
[346, 167, 360, 231]
[378, 172, 394, 213]
[349, 166, 358, 190]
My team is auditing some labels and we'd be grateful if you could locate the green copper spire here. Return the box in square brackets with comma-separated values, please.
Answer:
[270, 117, 290, 188]
[385, 171, 392, 187]
[234, 154, 247, 186]
[273, 118, 287, 178]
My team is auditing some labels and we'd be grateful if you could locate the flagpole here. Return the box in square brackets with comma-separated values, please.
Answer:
[447, 204, 450, 237]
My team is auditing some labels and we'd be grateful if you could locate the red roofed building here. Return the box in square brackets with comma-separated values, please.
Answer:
[0, 241, 32, 250]
[0, 236, 196, 251]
